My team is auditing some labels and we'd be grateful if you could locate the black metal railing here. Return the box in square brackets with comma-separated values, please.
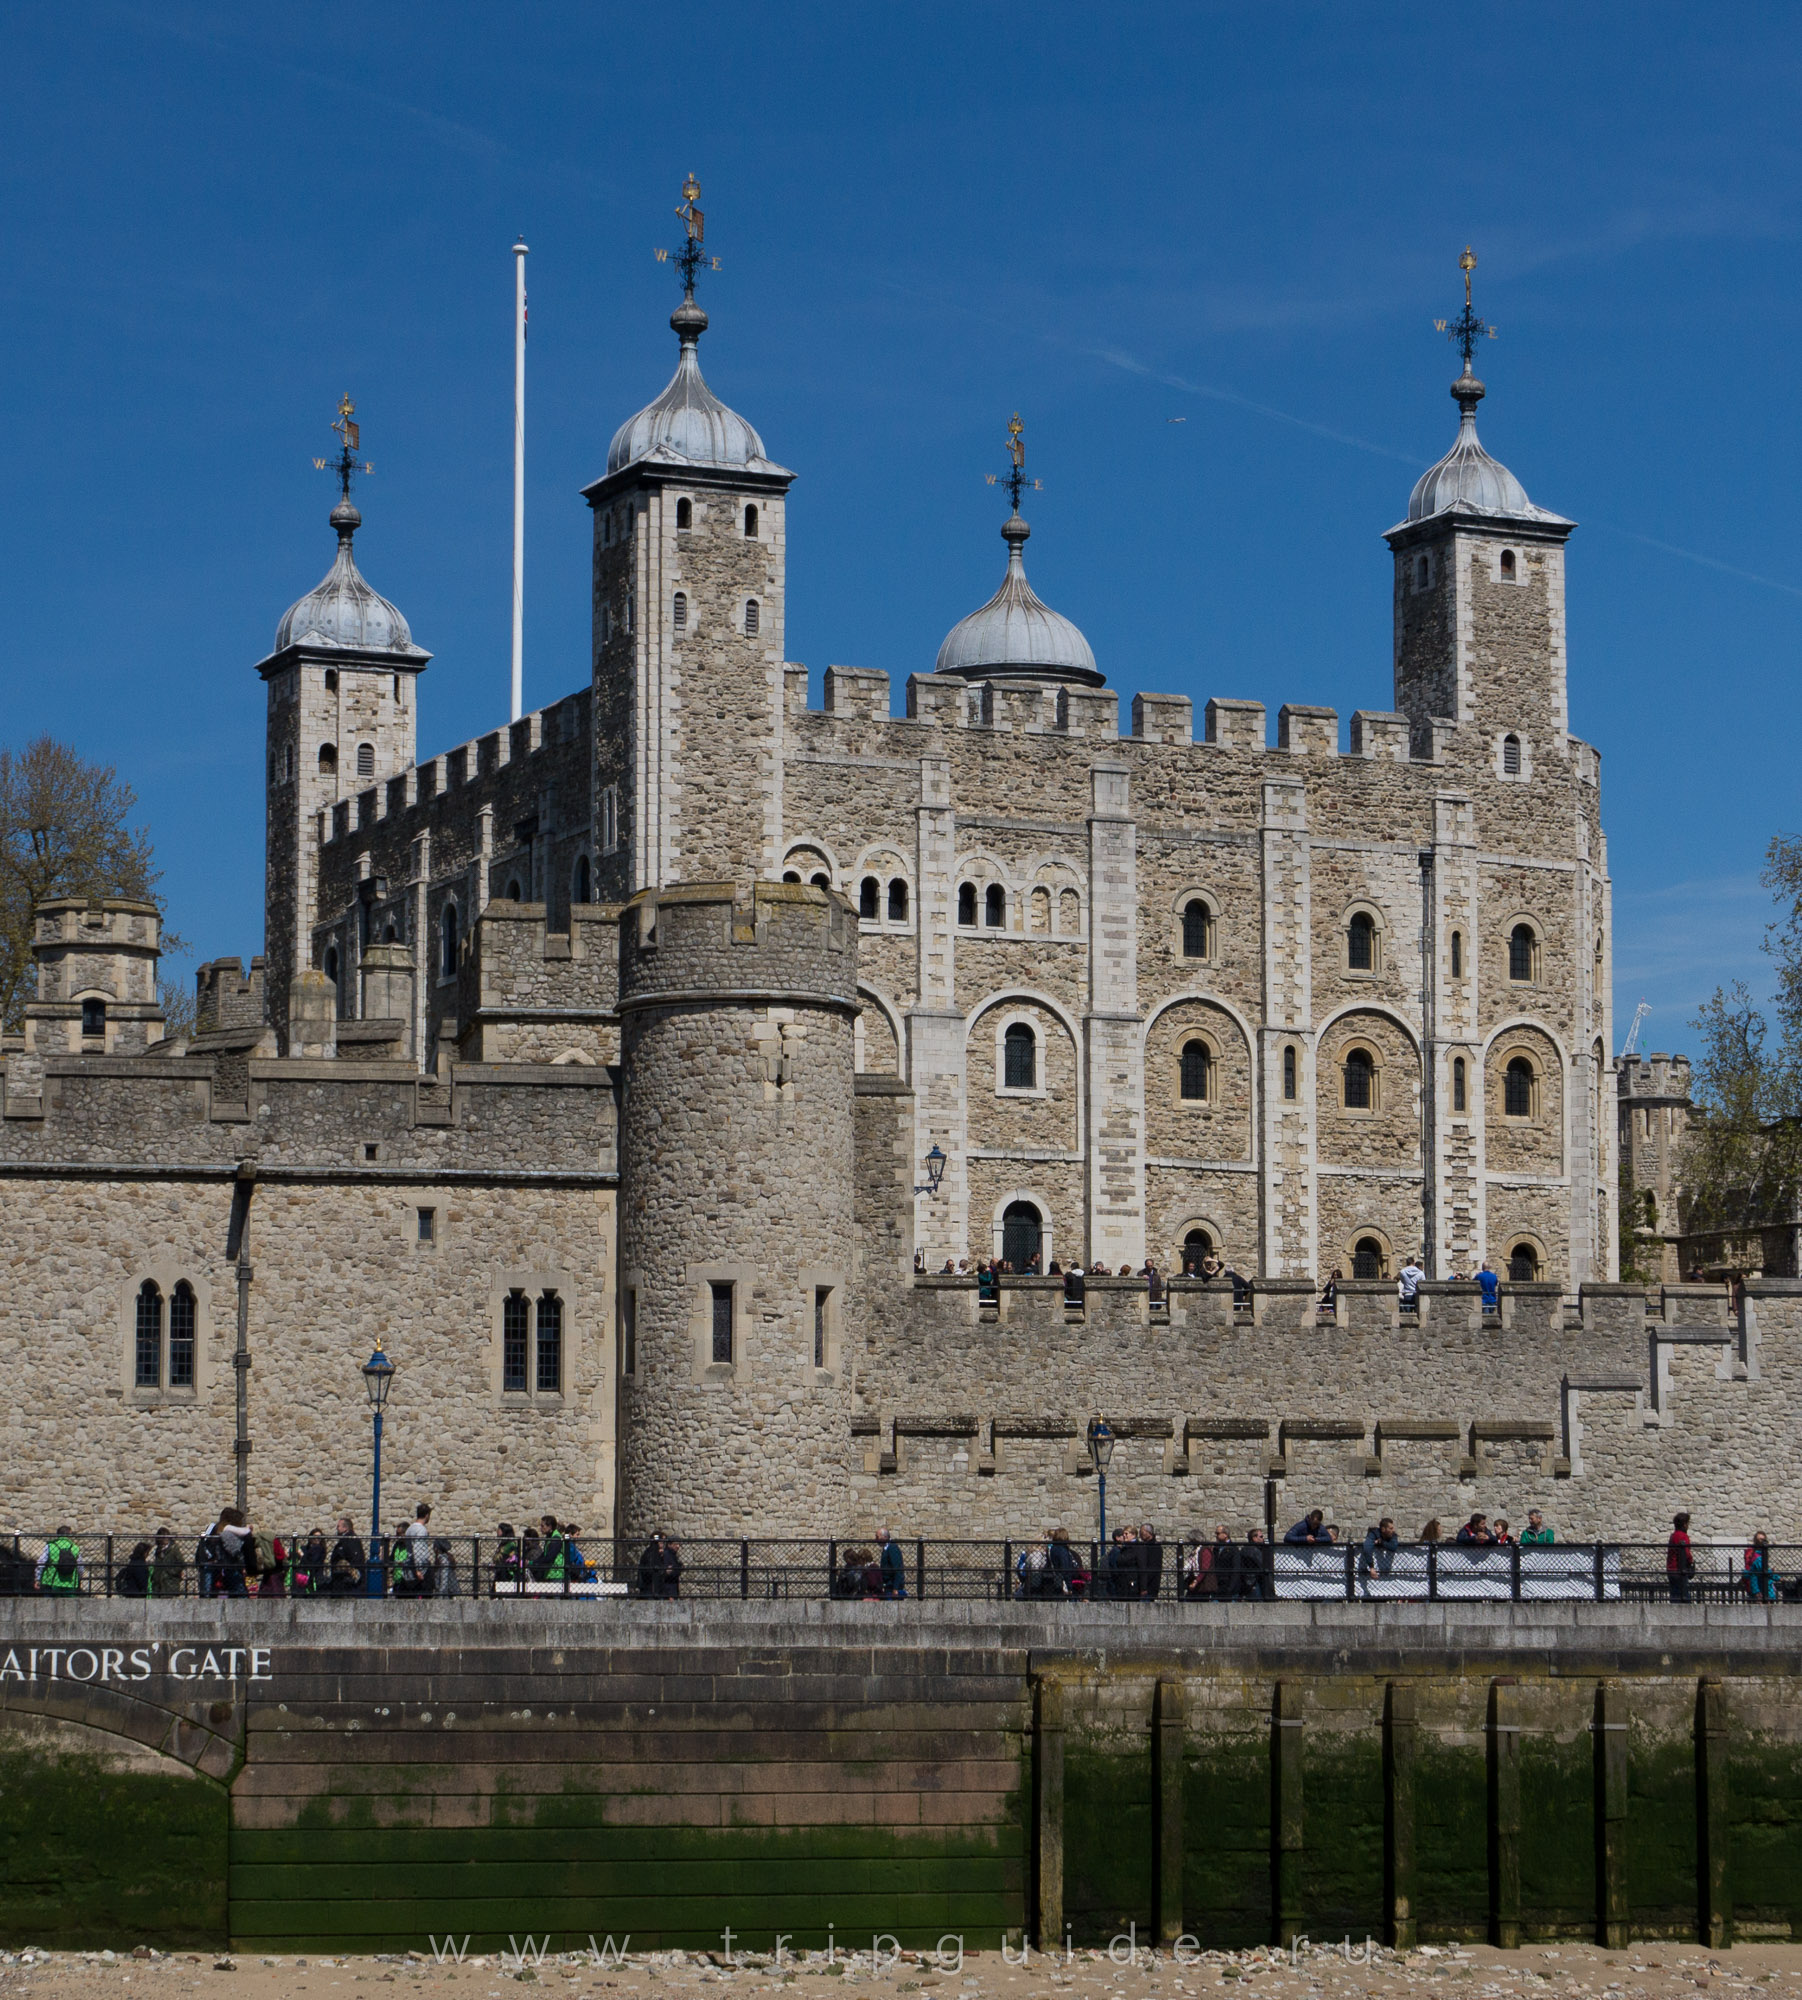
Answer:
[1, 1532, 1796, 1606]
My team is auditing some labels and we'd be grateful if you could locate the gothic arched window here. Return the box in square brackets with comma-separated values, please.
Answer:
[536, 1292, 563, 1394]
[1179, 1040, 1211, 1102]
[984, 884, 1005, 929]
[1003, 1023, 1036, 1090]
[169, 1281, 196, 1387]
[135, 1282, 163, 1388]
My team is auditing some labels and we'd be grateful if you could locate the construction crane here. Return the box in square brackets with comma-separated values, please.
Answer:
[1620, 1000, 1651, 1058]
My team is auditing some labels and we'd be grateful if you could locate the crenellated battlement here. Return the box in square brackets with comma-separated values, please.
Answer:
[620, 879, 858, 1011]
[454, 897, 622, 1067]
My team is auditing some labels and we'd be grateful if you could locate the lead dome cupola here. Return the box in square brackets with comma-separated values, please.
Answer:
[933, 416, 1103, 688]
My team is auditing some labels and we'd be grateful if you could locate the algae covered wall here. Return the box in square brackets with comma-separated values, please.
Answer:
[3, 1603, 1802, 1954]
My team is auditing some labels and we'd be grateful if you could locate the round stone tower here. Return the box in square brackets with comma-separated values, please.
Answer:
[617, 880, 859, 1536]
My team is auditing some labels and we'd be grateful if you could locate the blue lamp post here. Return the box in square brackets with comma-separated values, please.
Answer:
[1086, 1417, 1115, 1553]
[361, 1339, 396, 1598]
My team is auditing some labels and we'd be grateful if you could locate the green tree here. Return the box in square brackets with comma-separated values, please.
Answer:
[0, 737, 185, 1032]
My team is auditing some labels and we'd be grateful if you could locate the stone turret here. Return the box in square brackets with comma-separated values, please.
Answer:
[616, 880, 858, 1534]
[25, 898, 165, 1054]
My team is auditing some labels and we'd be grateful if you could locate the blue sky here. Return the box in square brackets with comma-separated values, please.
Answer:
[3, 6, 1799, 1054]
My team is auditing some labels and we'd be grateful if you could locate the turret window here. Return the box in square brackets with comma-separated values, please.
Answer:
[676, 497, 692, 531]
[859, 876, 880, 920]
[711, 1281, 734, 1364]
[1502, 732, 1522, 776]
[958, 883, 977, 927]
[984, 884, 1006, 929]
[357, 742, 375, 778]
[744, 598, 760, 636]
[1500, 548, 1517, 581]
[744, 504, 758, 537]
[673, 590, 687, 631]
[81, 998, 106, 1038]
[319, 744, 337, 773]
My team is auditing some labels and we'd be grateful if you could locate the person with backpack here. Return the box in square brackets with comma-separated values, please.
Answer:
[327, 1517, 365, 1595]
[530, 1515, 567, 1585]
[254, 1530, 287, 1597]
[116, 1541, 153, 1597]
[150, 1528, 186, 1598]
[37, 1527, 81, 1594]
[290, 1529, 328, 1598]
[493, 1523, 524, 1594]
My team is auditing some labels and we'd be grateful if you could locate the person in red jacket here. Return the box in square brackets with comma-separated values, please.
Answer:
[1667, 1512, 1696, 1603]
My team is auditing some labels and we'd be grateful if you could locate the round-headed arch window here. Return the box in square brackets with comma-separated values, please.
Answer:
[1181, 897, 1213, 958]
[1343, 1046, 1376, 1110]
[1181, 1227, 1214, 1274]
[1508, 1241, 1541, 1282]
[1347, 910, 1376, 972]
[1179, 1037, 1212, 1102]
[1508, 922, 1538, 983]
[1003, 1022, 1037, 1090]
[1504, 1053, 1536, 1119]
[1353, 1236, 1386, 1279]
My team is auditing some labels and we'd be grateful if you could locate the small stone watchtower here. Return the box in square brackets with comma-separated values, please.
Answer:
[25, 898, 165, 1054]
[616, 880, 858, 1536]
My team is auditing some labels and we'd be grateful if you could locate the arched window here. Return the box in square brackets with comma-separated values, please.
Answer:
[1029, 886, 1050, 932]
[859, 876, 880, 920]
[958, 882, 977, 927]
[1500, 549, 1516, 581]
[1509, 1242, 1540, 1282]
[324, 668, 339, 692]
[440, 904, 458, 981]
[573, 855, 591, 904]
[1001, 1200, 1042, 1272]
[676, 497, 692, 531]
[1283, 1046, 1297, 1100]
[1451, 930, 1463, 978]
[1004, 1022, 1036, 1090]
[81, 998, 106, 1038]
[811, 872, 830, 890]
[505, 878, 522, 902]
[744, 504, 758, 537]
[1182, 1227, 1214, 1275]
[318, 743, 337, 773]
[1348, 911, 1375, 971]
[1353, 1237, 1385, 1280]
[672, 591, 687, 631]
[984, 883, 1006, 929]
[323, 947, 340, 995]
[135, 1281, 163, 1388]
[1179, 1039, 1211, 1102]
[1181, 898, 1211, 958]
[1509, 923, 1536, 983]
[888, 878, 909, 922]
[1505, 1055, 1534, 1118]
[1058, 887, 1080, 933]
[1453, 1056, 1468, 1112]
[1503, 733, 1522, 776]
[356, 742, 375, 778]
[744, 598, 760, 636]
[1344, 1047, 1374, 1110]
[383, 923, 397, 943]
[536, 1292, 563, 1394]
[169, 1281, 196, 1387]
[502, 1290, 530, 1392]
[783, 870, 801, 884]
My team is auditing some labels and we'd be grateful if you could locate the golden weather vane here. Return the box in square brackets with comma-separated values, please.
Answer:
[654, 173, 723, 292]
[1432, 244, 1497, 370]
[984, 411, 1043, 513]
[313, 393, 374, 502]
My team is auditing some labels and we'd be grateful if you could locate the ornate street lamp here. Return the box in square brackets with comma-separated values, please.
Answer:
[1086, 1417, 1115, 1553]
[361, 1338, 396, 1598]
[914, 1144, 947, 1196]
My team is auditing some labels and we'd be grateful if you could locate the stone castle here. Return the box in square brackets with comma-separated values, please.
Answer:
[9, 208, 1798, 1548]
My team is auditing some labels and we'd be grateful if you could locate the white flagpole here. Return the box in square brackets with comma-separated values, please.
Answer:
[511, 238, 529, 723]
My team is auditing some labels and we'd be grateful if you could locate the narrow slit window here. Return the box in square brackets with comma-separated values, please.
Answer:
[1453, 1056, 1468, 1113]
[441, 904, 458, 979]
[1283, 1046, 1297, 1101]
[1451, 930, 1463, 978]
[417, 1207, 436, 1243]
[710, 1281, 734, 1365]
[169, 1282, 196, 1387]
[1500, 549, 1516, 580]
[573, 854, 591, 904]
[135, 1282, 163, 1388]
[535, 1292, 563, 1394]
[1004, 1022, 1036, 1090]
[814, 1287, 830, 1369]
[502, 1290, 529, 1392]
[623, 1289, 637, 1377]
